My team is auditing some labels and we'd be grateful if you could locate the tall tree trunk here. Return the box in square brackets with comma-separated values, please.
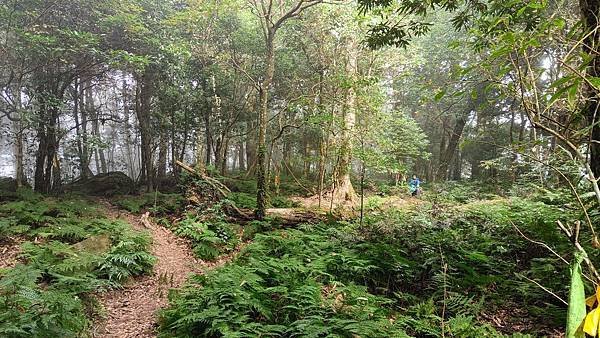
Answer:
[221, 137, 229, 176]
[79, 79, 93, 177]
[87, 85, 107, 174]
[94, 148, 101, 174]
[518, 110, 526, 142]
[136, 70, 154, 191]
[246, 120, 256, 174]
[12, 82, 25, 187]
[238, 141, 245, 171]
[34, 124, 48, 192]
[202, 94, 213, 167]
[73, 79, 85, 178]
[13, 121, 25, 187]
[452, 149, 462, 180]
[170, 110, 179, 176]
[333, 38, 358, 202]
[34, 104, 60, 193]
[256, 30, 276, 219]
[179, 111, 189, 171]
[98, 145, 108, 173]
[317, 70, 328, 208]
[580, 0, 600, 178]
[123, 78, 135, 179]
[157, 130, 168, 178]
[437, 113, 468, 181]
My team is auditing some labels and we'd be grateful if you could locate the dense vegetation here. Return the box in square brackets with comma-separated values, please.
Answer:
[2, 0, 600, 337]
[0, 190, 154, 336]
[158, 182, 585, 337]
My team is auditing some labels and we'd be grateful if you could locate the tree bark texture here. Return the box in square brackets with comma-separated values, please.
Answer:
[580, 0, 600, 178]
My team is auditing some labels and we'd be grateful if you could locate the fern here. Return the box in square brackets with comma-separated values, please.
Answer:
[173, 214, 239, 261]
[0, 265, 88, 337]
[0, 192, 156, 336]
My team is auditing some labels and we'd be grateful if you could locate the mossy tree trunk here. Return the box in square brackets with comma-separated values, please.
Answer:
[333, 38, 358, 203]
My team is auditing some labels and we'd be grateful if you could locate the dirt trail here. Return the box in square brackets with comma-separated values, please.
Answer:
[94, 201, 232, 338]
[0, 237, 24, 269]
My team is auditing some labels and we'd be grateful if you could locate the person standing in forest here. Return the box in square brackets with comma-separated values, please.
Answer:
[409, 175, 421, 197]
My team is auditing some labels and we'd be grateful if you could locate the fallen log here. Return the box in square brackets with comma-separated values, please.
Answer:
[175, 160, 249, 218]
[175, 160, 231, 197]
[175, 160, 328, 226]
[264, 208, 326, 226]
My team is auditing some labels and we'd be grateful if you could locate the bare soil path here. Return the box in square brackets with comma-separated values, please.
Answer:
[94, 200, 235, 338]
[0, 237, 24, 269]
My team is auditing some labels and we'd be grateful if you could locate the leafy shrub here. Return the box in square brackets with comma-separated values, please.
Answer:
[160, 219, 538, 337]
[226, 192, 299, 209]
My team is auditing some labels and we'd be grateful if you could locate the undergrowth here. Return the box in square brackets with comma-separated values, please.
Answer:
[113, 192, 186, 215]
[172, 213, 240, 261]
[0, 190, 155, 337]
[160, 185, 575, 337]
[227, 192, 298, 209]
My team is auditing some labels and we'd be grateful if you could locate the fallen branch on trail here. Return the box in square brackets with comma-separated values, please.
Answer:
[176, 160, 248, 218]
[140, 212, 153, 229]
[175, 160, 231, 197]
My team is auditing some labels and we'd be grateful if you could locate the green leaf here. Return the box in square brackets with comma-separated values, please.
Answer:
[567, 80, 581, 107]
[434, 90, 446, 102]
[588, 77, 600, 91]
[566, 251, 586, 338]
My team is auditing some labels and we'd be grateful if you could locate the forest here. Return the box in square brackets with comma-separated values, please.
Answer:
[1, 0, 600, 337]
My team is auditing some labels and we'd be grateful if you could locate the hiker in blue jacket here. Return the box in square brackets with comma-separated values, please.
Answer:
[409, 175, 421, 197]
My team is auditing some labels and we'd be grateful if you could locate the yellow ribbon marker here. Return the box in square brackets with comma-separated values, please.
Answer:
[584, 286, 600, 336]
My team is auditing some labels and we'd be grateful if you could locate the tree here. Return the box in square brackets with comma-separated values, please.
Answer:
[248, 0, 327, 219]
[579, 0, 600, 177]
